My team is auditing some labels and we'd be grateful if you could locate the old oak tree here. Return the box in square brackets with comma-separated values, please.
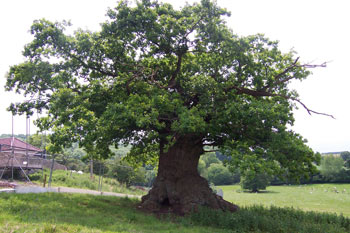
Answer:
[6, 0, 330, 214]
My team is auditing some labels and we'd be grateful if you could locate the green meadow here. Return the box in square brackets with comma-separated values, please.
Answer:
[220, 184, 350, 217]
[1, 184, 350, 233]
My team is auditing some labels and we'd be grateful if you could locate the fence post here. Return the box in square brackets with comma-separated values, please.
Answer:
[11, 149, 14, 182]
[43, 174, 47, 187]
[48, 155, 55, 188]
[41, 151, 44, 178]
[90, 157, 93, 180]
[98, 161, 102, 191]
[101, 164, 104, 192]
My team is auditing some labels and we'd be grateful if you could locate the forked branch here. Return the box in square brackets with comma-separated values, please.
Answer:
[228, 86, 335, 119]
[224, 60, 334, 118]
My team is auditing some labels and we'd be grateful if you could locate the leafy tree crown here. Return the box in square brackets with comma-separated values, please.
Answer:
[6, 0, 324, 180]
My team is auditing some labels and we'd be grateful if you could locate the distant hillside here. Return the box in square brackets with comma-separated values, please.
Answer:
[321, 151, 346, 156]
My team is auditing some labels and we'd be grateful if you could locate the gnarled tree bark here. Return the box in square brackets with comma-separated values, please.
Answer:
[140, 135, 239, 215]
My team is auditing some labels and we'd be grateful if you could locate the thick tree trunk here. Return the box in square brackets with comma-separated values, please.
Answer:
[139, 135, 239, 215]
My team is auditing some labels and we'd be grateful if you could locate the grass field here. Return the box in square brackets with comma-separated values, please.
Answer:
[219, 184, 350, 217]
[0, 192, 349, 233]
[0, 193, 226, 233]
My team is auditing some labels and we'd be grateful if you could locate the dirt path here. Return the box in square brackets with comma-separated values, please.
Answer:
[55, 186, 141, 199]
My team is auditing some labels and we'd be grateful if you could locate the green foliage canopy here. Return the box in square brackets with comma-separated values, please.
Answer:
[6, 0, 322, 180]
[320, 155, 347, 182]
[341, 151, 350, 168]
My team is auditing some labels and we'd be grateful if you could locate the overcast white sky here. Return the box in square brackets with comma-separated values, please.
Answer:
[0, 0, 349, 153]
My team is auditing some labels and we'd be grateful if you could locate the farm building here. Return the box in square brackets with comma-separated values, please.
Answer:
[0, 137, 43, 156]
[0, 137, 66, 176]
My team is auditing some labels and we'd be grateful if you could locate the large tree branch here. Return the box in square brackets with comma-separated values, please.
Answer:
[266, 58, 328, 91]
[167, 54, 183, 89]
[65, 52, 118, 78]
[203, 149, 219, 153]
[226, 86, 335, 118]
[268, 57, 300, 89]
[146, 67, 167, 89]
[290, 97, 335, 118]
[182, 14, 205, 41]
[220, 59, 334, 118]
[276, 57, 299, 79]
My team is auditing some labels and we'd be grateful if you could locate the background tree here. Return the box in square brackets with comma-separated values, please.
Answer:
[107, 159, 146, 187]
[28, 133, 47, 149]
[241, 171, 271, 193]
[198, 152, 239, 185]
[341, 151, 350, 161]
[5, 0, 328, 214]
[341, 151, 350, 169]
[320, 155, 346, 182]
[207, 163, 235, 185]
[201, 152, 220, 168]
[105, 148, 155, 187]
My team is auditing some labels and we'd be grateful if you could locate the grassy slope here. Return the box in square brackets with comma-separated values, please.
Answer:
[219, 184, 350, 217]
[29, 169, 146, 196]
[0, 193, 225, 233]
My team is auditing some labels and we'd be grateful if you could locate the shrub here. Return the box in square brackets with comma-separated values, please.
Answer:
[107, 160, 146, 187]
[241, 172, 271, 192]
[207, 163, 235, 185]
